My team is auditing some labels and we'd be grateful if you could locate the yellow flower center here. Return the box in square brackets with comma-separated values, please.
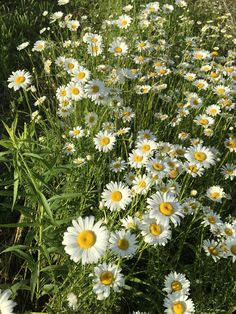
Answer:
[196, 53, 203, 59]
[91, 85, 99, 93]
[117, 238, 129, 250]
[100, 137, 110, 146]
[37, 43, 44, 50]
[139, 42, 146, 47]
[73, 129, 81, 136]
[91, 37, 98, 43]
[68, 63, 75, 70]
[138, 180, 146, 188]
[196, 82, 204, 88]
[208, 246, 219, 256]
[60, 89, 67, 97]
[153, 163, 163, 171]
[210, 192, 220, 199]
[210, 108, 217, 114]
[231, 244, 236, 255]
[226, 67, 233, 73]
[71, 87, 80, 95]
[15, 76, 26, 84]
[216, 88, 225, 94]
[208, 216, 216, 224]
[199, 118, 209, 125]
[92, 45, 99, 53]
[149, 223, 162, 236]
[210, 72, 218, 78]
[169, 169, 179, 179]
[194, 151, 206, 161]
[77, 72, 86, 79]
[134, 155, 143, 163]
[159, 202, 174, 216]
[226, 140, 236, 148]
[225, 228, 233, 236]
[100, 271, 114, 285]
[123, 111, 130, 116]
[192, 99, 199, 106]
[111, 191, 122, 202]
[142, 144, 151, 153]
[159, 69, 167, 74]
[77, 230, 96, 249]
[121, 19, 128, 26]
[188, 165, 198, 173]
[114, 47, 123, 53]
[171, 281, 182, 292]
[172, 302, 185, 314]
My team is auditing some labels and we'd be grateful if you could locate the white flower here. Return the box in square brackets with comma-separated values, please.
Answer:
[203, 239, 223, 262]
[147, 192, 184, 226]
[109, 38, 128, 56]
[185, 145, 216, 169]
[109, 229, 137, 258]
[69, 126, 84, 139]
[116, 14, 132, 29]
[225, 237, 236, 262]
[164, 293, 195, 313]
[92, 262, 125, 300]
[139, 215, 172, 246]
[102, 181, 132, 211]
[93, 130, 116, 153]
[62, 216, 109, 264]
[163, 271, 190, 295]
[0, 289, 17, 314]
[32, 40, 46, 51]
[67, 20, 80, 31]
[67, 292, 78, 310]
[206, 186, 226, 203]
[17, 41, 29, 51]
[7, 70, 31, 91]
[58, 0, 69, 5]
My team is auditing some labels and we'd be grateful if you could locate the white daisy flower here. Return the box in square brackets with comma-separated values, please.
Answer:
[220, 223, 236, 239]
[135, 139, 157, 156]
[7, 69, 31, 91]
[203, 239, 223, 262]
[206, 105, 221, 117]
[102, 181, 132, 211]
[32, 40, 46, 52]
[206, 186, 226, 203]
[85, 80, 107, 100]
[139, 215, 172, 246]
[109, 38, 128, 56]
[224, 138, 236, 152]
[116, 14, 132, 29]
[110, 158, 126, 173]
[64, 58, 79, 73]
[128, 150, 148, 169]
[147, 191, 184, 226]
[93, 130, 116, 153]
[221, 164, 236, 180]
[62, 216, 109, 264]
[185, 145, 216, 169]
[109, 229, 137, 258]
[72, 66, 90, 84]
[146, 158, 169, 178]
[92, 262, 125, 300]
[0, 289, 17, 314]
[63, 142, 76, 155]
[120, 215, 138, 230]
[67, 81, 84, 100]
[194, 114, 214, 128]
[163, 271, 190, 295]
[85, 112, 98, 127]
[56, 85, 70, 101]
[225, 238, 236, 262]
[69, 126, 84, 139]
[67, 20, 80, 32]
[164, 293, 195, 314]
[202, 208, 222, 230]
[132, 174, 152, 195]
[137, 129, 157, 141]
[17, 41, 30, 51]
[183, 162, 205, 177]
[67, 292, 78, 310]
